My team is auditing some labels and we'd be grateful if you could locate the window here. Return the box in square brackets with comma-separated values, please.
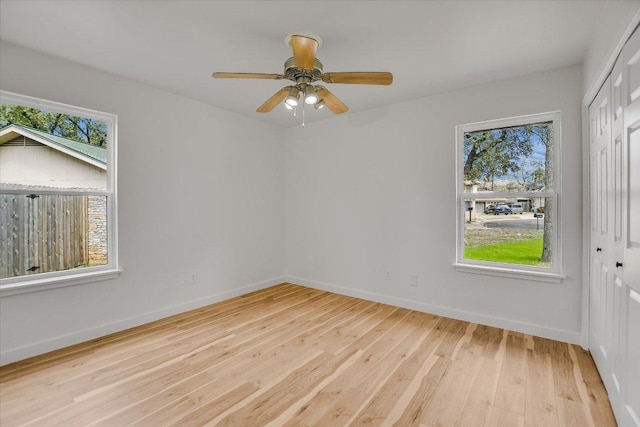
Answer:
[455, 111, 563, 281]
[0, 91, 119, 295]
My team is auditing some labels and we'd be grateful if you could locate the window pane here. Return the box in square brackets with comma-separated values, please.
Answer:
[463, 121, 553, 193]
[0, 103, 107, 190]
[463, 197, 552, 268]
[0, 193, 108, 279]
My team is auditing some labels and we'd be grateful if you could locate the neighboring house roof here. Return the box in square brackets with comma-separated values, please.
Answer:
[0, 124, 106, 170]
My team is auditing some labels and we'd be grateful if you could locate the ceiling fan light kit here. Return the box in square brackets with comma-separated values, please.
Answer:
[303, 85, 318, 105]
[285, 86, 300, 107]
[212, 32, 393, 122]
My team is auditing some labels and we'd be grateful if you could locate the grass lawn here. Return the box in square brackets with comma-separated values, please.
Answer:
[465, 236, 544, 265]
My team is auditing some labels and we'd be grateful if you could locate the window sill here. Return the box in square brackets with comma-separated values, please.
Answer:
[0, 268, 122, 297]
[453, 262, 565, 283]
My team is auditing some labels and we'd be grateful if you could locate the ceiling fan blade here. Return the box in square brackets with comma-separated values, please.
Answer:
[212, 72, 284, 80]
[289, 35, 318, 70]
[315, 86, 349, 114]
[321, 72, 393, 85]
[256, 87, 290, 113]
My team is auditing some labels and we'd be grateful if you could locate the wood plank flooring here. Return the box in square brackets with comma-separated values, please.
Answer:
[0, 283, 617, 426]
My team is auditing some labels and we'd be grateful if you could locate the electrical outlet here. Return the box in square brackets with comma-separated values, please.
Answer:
[191, 274, 197, 284]
[409, 275, 418, 287]
[386, 270, 391, 280]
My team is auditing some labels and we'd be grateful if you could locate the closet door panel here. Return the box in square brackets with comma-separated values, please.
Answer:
[624, 289, 640, 426]
[620, 25, 640, 427]
[589, 77, 613, 378]
[628, 126, 640, 247]
[611, 58, 626, 402]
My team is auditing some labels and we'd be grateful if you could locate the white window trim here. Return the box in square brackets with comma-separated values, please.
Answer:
[454, 111, 564, 282]
[0, 90, 120, 296]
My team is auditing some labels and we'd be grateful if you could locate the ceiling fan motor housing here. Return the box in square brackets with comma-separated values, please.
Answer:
[284, 57, 323, 83]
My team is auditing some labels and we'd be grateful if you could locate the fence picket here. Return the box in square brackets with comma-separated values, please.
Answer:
[0, 194, 90, 278]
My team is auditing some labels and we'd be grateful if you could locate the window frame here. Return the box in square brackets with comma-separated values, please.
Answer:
[454, 111, 564, 282]
[0, 91, 120, 296]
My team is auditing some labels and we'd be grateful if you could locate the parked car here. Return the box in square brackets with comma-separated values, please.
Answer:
[484, 205, 496, 214]
[510, 203, 524, 214]
[494, 203, 511, 215]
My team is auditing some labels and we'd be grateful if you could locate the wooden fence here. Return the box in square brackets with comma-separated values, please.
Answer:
[0, 194, 88, 279]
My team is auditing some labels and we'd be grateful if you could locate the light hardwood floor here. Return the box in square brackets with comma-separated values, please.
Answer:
[0, 283, 616, 426]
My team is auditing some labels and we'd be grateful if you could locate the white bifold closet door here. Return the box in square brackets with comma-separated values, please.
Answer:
[589, 24, 640, 427]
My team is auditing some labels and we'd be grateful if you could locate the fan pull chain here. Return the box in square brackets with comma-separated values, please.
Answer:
[302, 101, 305, 127]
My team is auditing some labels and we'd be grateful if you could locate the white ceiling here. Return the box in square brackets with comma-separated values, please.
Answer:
[0, 1, 607, 128]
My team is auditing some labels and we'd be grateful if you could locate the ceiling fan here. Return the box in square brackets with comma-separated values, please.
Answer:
[212, 33, 393, 115]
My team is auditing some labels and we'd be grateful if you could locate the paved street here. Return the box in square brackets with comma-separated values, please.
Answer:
[466, 212, 545, 230]
[484, 218, 543, 230]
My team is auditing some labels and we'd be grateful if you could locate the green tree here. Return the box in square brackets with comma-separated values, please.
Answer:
[513, 160, 545, 191]
[0, 104, 107, 147]
[464, 128, 533, 189]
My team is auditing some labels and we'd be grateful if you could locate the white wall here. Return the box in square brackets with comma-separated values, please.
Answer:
[0, 42, 286, 365]
[285, 65, 584, 343]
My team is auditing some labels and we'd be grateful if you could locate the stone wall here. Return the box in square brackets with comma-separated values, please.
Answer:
[88, 196, 107, 265]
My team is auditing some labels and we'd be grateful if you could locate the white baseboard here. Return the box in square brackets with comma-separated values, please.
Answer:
[3, 274, 581, 366]
[0, 276, 284, 366]
[286, 275, 582, 345]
